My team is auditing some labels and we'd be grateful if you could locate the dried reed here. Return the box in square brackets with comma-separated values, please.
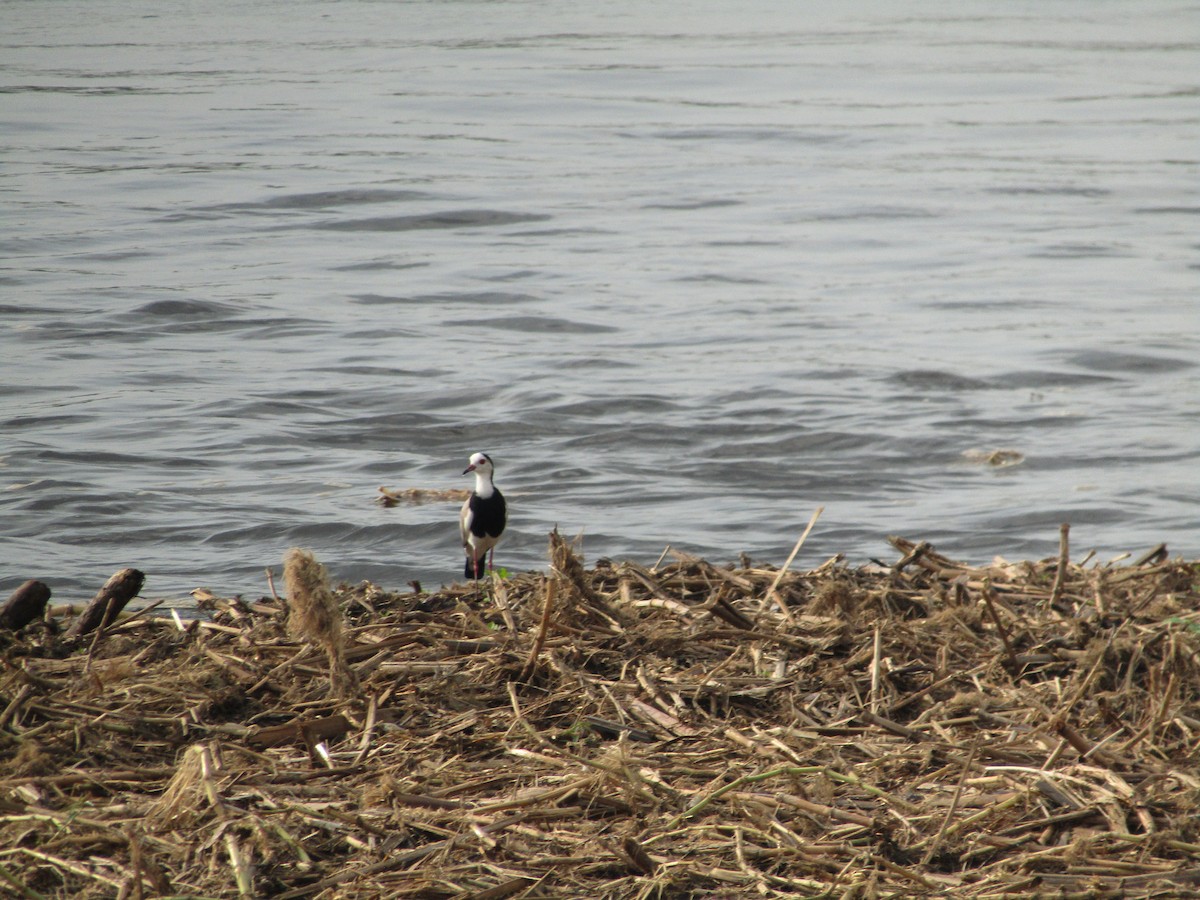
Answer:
[282, 548, 359, 699]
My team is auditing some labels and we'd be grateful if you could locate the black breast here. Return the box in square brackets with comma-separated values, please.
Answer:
[467, 489, 506, 538]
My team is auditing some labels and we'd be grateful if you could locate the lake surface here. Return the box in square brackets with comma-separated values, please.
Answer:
[3, 1, 1198, 607]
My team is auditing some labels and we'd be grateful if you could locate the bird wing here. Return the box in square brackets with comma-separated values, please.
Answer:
[459, 495, 473, 549]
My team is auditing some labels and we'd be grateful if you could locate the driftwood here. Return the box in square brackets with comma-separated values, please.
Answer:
[0, 536, 1198, 899]
[0, 579, 50, 630]
[248, 714, 353, 750]
[63, 567, 145, 641]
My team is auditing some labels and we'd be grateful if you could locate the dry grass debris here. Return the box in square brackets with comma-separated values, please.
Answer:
[1, 534, 1199, 898]
[282, 548, 359, 700]
[376, 487, 471, 507]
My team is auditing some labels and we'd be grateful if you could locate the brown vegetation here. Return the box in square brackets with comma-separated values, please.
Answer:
[377, 487, 471, 508]
[1, 534, 1198, 898]
[283, 549, 360, 701]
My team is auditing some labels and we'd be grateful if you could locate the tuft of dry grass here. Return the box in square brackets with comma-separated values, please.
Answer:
[148, 742, 233, 829]
[282, 548, 359, 699]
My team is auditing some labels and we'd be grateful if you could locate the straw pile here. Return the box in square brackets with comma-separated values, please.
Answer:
[1, 532, 1198, 899]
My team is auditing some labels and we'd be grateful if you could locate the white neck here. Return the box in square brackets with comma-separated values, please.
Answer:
[474, 471, 495, 498]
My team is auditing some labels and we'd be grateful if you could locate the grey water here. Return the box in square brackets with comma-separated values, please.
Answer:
[2, 1, 1198, 608]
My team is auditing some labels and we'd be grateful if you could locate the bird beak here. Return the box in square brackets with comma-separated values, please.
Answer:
[463, 464, 476, 475]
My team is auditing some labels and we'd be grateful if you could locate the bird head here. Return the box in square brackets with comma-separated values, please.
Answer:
[463, 452, 495, 476]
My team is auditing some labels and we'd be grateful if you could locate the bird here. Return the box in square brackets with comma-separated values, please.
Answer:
[460, 451, 507, 580]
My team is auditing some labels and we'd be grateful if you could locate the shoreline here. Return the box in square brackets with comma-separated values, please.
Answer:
[2, 533, 1198, 898]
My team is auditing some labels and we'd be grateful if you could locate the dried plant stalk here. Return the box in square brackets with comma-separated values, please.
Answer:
[282, 548, 359, 699]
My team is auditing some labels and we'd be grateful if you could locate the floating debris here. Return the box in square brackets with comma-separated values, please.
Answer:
[963, 448, 1025, 467]
[376, 486, 471, 507]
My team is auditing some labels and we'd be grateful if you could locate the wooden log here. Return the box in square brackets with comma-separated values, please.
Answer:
[65, 568, 145, 641]
[0, 579, 51, 630]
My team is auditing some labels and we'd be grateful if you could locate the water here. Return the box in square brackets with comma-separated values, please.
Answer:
[3, 1, 1198, 607]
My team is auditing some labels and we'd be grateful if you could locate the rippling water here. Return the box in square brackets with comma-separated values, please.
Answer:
[3, 1, 1198, 606]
